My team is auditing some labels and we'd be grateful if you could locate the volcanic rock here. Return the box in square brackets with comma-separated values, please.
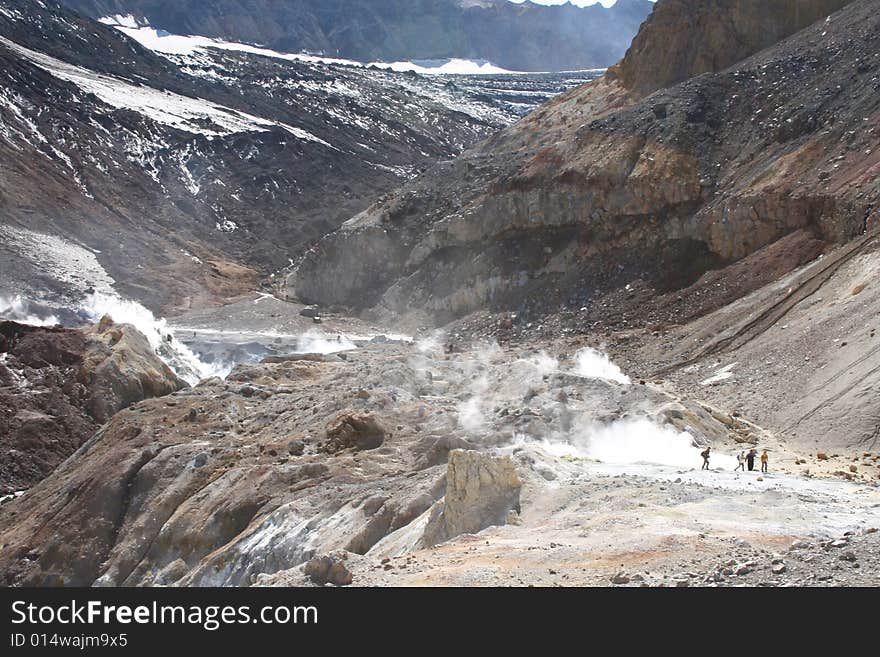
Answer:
[322, 414, 387, 453]
[303, 554, 354, 586]
[421, 450, 522, 546]
[0, 319, 185, 493]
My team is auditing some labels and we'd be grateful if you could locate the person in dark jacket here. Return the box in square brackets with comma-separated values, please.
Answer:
[700, 446, 711, 470]
[746, 448, 757, 471]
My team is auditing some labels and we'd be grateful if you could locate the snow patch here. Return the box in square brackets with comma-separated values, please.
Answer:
[0, 225, 116, 296]
[0, 36, 332, 146]
[701, 363, 737, 386]
[215, 220, 237, 233]
[103, 22, 515, 76]
[370, 59, 512, 75]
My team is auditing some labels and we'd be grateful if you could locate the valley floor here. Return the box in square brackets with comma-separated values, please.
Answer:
[2, 236, 879, 588]
[340, 461, 880, 587]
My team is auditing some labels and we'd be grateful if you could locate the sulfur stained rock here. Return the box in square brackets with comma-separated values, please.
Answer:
[421, 449, 522, 546]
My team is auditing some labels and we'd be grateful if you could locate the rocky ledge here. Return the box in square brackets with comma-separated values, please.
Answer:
[0, 317, 186, 494]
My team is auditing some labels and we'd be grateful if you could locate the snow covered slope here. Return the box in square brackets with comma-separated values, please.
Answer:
[0, 0, 598, 314]
[58, 0, 654, 72]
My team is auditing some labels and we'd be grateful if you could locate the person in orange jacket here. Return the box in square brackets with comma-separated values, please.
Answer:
[761, 450, 769, 473]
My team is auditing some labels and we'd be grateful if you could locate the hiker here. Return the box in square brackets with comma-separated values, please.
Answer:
[761, 450, 769, 473]
[700, 446, 711, 470]
[746, 448, 757, 471]
[735, 451, 746, 472]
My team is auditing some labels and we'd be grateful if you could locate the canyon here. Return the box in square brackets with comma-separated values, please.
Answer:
[1, 0, 879, 588]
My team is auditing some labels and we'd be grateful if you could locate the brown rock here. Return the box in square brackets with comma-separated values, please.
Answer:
[321, 414, 386, 453]
[611, 0, 854, 97]
[303, 554, 353, 586]
[0, 319, 185, 493]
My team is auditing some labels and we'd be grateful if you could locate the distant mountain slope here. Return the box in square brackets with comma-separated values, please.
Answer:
[56, 0, 655, 72]
[292, 0, 878, 330]
[0, 0, 589, 314]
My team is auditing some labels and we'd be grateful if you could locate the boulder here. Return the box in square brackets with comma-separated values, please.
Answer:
[421, 449, 521, 546]
[81, 320, 188, 423]
[303, 553, 353, 586]
[321, 414, 386, 453]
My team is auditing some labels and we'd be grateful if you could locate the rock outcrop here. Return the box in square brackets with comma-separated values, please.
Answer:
[0, 319, 186, 493]
[80, 317, 189, 423]
[421, 450, 521, 547]
[293, 0, 879, 332]
[610, 0, 855, 96]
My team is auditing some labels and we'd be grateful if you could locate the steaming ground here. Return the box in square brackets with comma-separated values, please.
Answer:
[240, 334, 878, 588]
[342, 453, 880, 587]
[3, 290, 879, 587]
[3, 241, 879, 587]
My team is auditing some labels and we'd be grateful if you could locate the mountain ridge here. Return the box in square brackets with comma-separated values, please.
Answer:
[0, 0, 592, 314]
[292, 0, 878, 332]
[55, 0, 655, 72]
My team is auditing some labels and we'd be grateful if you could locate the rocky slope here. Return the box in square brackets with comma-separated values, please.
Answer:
[0, 329, 876, 587]
[0, 336, 748, 586]
[3, 0, 880, 591]
[0, 0, 591, 314]
[57, 0, 654, 72]
[292, 0, 877, 332]
[611, 0, 854, 95]
[0, 317, 186, 495]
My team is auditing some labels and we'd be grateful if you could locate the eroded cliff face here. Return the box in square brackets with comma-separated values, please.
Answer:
[292, 0, 880, 329]
[0, 319, 186, 493]
[610, 0, 855, 96]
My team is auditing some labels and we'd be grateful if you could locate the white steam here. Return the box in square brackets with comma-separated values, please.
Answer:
[451, 343, 736, 470]
[295, 330, 357, 354]
[415, 330, 445, 354]
[573, 347, 631, 384]
[0, 295, 59, 326]
[455, 341, 505, 432]
[80, 292, 228, 384]
[574, 418, 737, 469]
